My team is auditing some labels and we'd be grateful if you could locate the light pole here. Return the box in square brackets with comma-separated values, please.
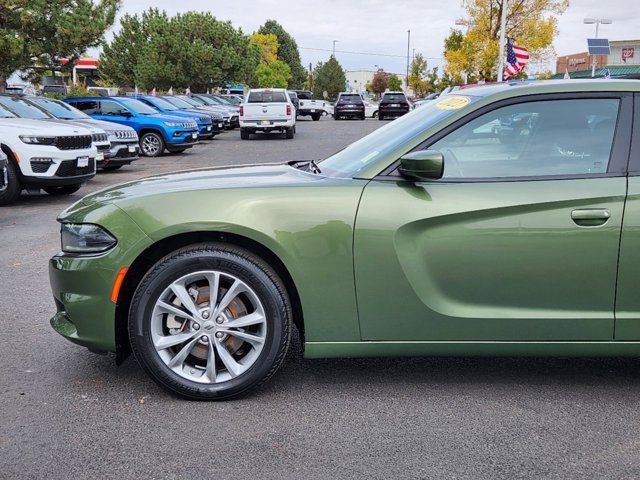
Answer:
[455, 19, 470, 83]
[332, 40, 338, 57]
[584, 18, 612, 77]
[497, 0, 508, 82]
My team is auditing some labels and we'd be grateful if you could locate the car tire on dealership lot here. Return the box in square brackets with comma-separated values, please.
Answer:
[240, 128, 250, 140]
[312, 114, 321, 121]
[0, 159, 22, 206]
[43, 184, 83, 196]
[140, 132, 165, 157]
[285, 127, 295, 139]
[128, 243, 292, 400]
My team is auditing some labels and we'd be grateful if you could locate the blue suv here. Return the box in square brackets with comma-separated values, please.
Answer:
[64, 97, 199, 157]
[134, 95, 223, 140]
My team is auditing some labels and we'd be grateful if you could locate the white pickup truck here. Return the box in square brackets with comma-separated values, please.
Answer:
[239, 88, 296, 140]
[294, 90, 329, 121]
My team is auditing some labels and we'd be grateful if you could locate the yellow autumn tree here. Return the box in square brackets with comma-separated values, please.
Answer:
[249, 32, 279, 64]
[444, 0, 569, 81]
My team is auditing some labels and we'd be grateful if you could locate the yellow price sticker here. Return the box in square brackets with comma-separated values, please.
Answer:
[436, 96, 471, 110]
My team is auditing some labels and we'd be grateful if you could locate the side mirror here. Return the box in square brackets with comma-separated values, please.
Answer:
[398, 150, 444, 180]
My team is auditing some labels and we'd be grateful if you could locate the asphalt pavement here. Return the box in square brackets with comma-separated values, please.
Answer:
[2, 116, 640, 479]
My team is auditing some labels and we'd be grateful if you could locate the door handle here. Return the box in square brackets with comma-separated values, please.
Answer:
[571, 208, 611, 226]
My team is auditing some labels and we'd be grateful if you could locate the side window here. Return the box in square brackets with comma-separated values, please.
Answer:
[72, 101, 99, 114]
[100, 101, 129, 116]
[429, 98, 620, 179]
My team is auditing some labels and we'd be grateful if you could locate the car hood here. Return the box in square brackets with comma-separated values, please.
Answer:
[0, 117, 92, 134]
[146, 113, 197, 123]
[67, 118, 136, 133]
[76, 163, 322, 207]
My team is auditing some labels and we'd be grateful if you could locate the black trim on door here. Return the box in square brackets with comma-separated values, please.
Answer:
[629, 93, 640, 175]
[377, 92, 634, 183]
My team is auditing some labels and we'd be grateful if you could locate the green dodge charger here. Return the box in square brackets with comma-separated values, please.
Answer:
[50, 80, 640, 399]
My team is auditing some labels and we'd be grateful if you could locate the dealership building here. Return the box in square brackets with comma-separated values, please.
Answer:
[552, 39, 640, 79]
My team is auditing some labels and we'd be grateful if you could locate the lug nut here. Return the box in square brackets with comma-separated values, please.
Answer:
[215, 332, 224, 339]
[193, 324, 200, 330]
[202, 311, 210, 319]
[216, 316, 224, 324]
[201, 336, 208, 342]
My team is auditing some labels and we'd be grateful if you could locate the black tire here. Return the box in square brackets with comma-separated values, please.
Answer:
[360, 114, 366, 120]
[378, 114, 384, 121]
[43, 184, 82, 196]
[240, 128, 250, 140]
[139, 132, 165, 157]
[102, 164, 123, 171]
[128, 243, 292, 400]
[0, 159, 22, 206]
[311, 113, 321, 121]
[285, 127, 294, 139]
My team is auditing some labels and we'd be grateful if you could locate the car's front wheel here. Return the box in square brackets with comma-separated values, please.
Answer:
[140, 132, 165, 157]
[129, 243, 292, 400]
[0, 159, 22, 206]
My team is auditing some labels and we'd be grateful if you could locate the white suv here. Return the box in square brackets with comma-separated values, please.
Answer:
[0, 108, 97, 205]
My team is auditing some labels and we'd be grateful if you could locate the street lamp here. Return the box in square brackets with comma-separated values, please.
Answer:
[584, 18, 612, 77]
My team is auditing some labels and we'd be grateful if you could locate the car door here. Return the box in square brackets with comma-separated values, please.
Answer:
[615, 93, 640, 339]
[354, 93, 632, 342]
[93, 100, 132, 127]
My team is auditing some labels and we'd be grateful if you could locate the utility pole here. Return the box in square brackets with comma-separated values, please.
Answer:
[332, 40, 338, 57]
[497, 0, 508, 82]
[309, 62, 313, 93]
[406, 30, 411, 91]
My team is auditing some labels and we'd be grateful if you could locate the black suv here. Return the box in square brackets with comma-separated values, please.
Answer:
[333, 93, 365, 120]
[378, 91, 410, 120]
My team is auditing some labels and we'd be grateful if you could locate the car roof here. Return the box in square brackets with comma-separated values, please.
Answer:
[451, 79, 640, 99]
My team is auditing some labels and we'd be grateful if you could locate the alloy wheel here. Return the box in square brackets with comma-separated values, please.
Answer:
[150, 270, 267, 384]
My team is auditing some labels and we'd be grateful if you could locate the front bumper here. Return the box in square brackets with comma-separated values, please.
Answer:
[49, 202, 153, 352]
[102, 142, 140, 167]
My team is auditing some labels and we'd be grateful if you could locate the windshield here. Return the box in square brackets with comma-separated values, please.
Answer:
[212, 96, 231, 104]
[0, 96, 52, 119]
[178, 95, 205, 106]
[0, 104, 17, 118]
[146, 97, 179, 111]
[223, 96, 242, 104]
[248, 91, 287, 103]
[162, 96, 193, 109]
[116, 98, 158, 115]
[382, 93, 407, 102]
[28, 97, 89, 119]
[320, 95, 479, 177]
[338, 94, 362, 102]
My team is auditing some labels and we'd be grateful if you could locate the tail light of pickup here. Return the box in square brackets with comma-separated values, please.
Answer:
[239, 105, 244, 116]
[286, 104, 291, 116]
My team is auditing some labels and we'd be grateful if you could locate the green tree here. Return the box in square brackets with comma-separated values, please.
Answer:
[387, 74, 402, 91]
[258, 20, 306, 88]
[255, 60, 291, 88]
[408, 53, 428, 97]
[0, 0, 119, 92]
[312, 56, 345, 101]
[444, 0, 569, 80]
[101, 9, 258, 91]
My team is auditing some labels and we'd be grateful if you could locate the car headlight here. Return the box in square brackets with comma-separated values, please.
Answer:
[163, 122, 182, 127]
[20, 135, 56, 145]
[61, 223, 117, 254]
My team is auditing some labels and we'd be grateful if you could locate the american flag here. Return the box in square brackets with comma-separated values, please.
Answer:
[504, 39, 530, 79]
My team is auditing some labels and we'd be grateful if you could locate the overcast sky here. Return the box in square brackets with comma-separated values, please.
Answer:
[84, 0, 640, 75]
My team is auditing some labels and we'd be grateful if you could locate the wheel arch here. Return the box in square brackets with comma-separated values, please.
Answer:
[114, 230, 305, 364]
[139, 127, 167, 142]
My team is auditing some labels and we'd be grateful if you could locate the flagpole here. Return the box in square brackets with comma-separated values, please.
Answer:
[497, 0, 508, 82]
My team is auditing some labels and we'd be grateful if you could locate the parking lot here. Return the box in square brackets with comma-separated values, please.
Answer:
[2, 116, 640, 479]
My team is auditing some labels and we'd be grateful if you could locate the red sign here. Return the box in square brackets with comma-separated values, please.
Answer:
[622, 48, 635, 61]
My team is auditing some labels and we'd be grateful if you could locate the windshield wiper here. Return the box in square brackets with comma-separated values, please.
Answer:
[290, 159, 322, 174]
